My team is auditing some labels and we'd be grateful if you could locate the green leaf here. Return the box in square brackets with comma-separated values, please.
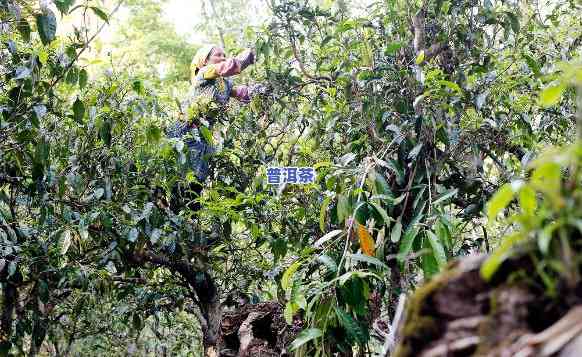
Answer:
[408, 143, 423, 160]
[432, 188, 458, 206]
[374, 173, 392, 195]
[17, 19, 31, 42]
[385, 42, 403, 55]
[39, 280, 49, 303]
[390, 218, 402, 243]
[73, 98, 85, 124]
[127, 228, 138, 242]
[35, 139, 50, 165]
[426, 231, 447, 268]
[289, 328, 322, 351]
[284, 302, 297, 324]
[146, 125, 162, 143]
[79, 69, 88, 89]
[314, 229, 343, 248]
[337, 194, 350, 223]
[281, 260, 302, 291]
[369, 201, 391, 225]
[481, 233, 525, 280]
[320, 196, 331, 232]
[441, 0, 451, 13]
[348, 253, 388, 269]
[199, 125, 214, 145]
[531, 162, 561, 194]
[36, 10, 57, 45]
[335, 307, 369, 344]
[99, 119, 112, 146]
[316, 255, 337, 273]
[38, 50, 48, 65]
[523, 54, 541, 77]
[539, 84, 566, 107]
[398, 227, 419, 262]
[436, 218, 452, 252]
[90, 6, 109, 23]
[336, 271, 381, 286]
[538, 221, 559, 254]
[439, 80, 463, 94]
[54, 0, 76, 14]
[486, 183, 514, 222]
[421, 238, 439, 278]
[7, 261, 16, 277]
[133, 80, 144, 94]
[66, 67, 78, 85]
[505, 12, 520, 33]
[519, 185, 537, 215]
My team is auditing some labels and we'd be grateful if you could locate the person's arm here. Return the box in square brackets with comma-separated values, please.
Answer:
[198, 49, 255, 80]
[231, 85, 251, 103]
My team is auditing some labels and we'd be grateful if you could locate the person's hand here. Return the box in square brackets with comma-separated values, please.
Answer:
[249, 83, 267, 96]
[237, 48, 255, 69]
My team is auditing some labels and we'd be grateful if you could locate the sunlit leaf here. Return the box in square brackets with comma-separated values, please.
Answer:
[531, 162, 561, 193]
[539, 84, 566, 107]
[486, 183, 514, 222]
[289, 328, 322, 351]
[519, 185, 537, 215]
[314, 229, 343, 248]
[281, 260, 302, 291]
[408, 143, 423, 160]
[481, 233, 525, 280]
[391, 218, 402, 243]
[60, 229, 72, 255]
[415, 50, 425, 64]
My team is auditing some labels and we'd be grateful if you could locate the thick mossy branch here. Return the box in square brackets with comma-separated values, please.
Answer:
[394, 253, 582, 357]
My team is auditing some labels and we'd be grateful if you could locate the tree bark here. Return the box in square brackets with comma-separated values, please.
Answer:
[196, 272, 221, 356]
[1, 279, 17, 352]
[134, 251, 223, 355]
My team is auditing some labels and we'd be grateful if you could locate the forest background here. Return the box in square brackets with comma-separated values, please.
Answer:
[1, 0, 582, 356]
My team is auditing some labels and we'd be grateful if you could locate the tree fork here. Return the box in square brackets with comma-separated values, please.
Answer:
[132, 250, 222, 356]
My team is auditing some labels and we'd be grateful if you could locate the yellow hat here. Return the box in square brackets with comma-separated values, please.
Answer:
[191, 44, 217, 75]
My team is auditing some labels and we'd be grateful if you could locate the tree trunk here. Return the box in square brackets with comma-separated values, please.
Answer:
[195, 272, 221, 356]
[29, 303, 48, 357]
[134, 251, 223, 355]
[1, 279, 17, 353]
